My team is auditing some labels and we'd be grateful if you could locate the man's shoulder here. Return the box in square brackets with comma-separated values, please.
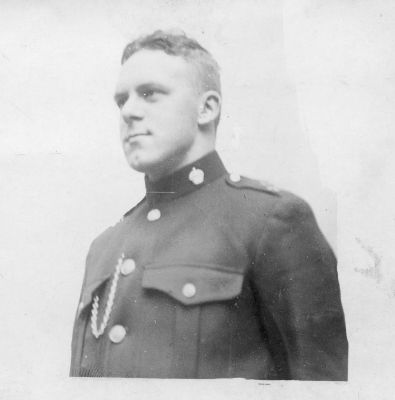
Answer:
[219, 173, 313, 224]
[88, 223, 119, 255]
[88, 199, 144, 251]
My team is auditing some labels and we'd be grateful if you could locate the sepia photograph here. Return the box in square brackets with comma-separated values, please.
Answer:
[1, 0, 394, 399]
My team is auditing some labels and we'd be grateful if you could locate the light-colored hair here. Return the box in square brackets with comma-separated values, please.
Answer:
[121, 30, 221, 97]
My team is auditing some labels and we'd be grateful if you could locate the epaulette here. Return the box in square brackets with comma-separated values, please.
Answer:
[225, 173, 280, 196]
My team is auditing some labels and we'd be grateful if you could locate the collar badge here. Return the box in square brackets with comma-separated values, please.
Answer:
[188, 167, 205, 185]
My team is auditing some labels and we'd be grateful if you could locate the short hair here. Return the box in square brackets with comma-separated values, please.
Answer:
[121, 30, 221, 96]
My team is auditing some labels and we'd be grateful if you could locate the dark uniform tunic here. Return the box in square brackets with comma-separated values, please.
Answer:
[70, 151, 348, 380]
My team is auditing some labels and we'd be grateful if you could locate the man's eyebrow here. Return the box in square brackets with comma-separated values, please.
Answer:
[137, 82, 169, 92]
[114, 82, 169, 99]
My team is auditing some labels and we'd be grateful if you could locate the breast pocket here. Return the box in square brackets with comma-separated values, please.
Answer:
[142, 263, 244, 305]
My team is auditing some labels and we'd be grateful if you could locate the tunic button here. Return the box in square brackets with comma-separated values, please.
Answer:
[147, 209, 161, 221]
[229, 173, 241, 183]
[120, 258, 136, 276]
[182, 283, 196, 298]
[109, 325, 127, 344]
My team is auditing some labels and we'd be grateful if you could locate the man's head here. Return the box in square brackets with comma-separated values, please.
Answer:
[114, 30, 222, 181]
[121, 30, 221, 102]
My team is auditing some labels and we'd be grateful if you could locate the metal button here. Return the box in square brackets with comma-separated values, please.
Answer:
[229, 173, 241, 183]
[147, 208, 161, 221]
[109, 325, 127, 344]
[182, 283, 196, 298]
[121, 258, 136, 276]
[260, 180, 279, 193]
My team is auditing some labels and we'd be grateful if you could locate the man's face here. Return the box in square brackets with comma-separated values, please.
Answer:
[114, 49, 201, 179]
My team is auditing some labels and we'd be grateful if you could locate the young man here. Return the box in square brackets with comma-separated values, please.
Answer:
[70, 30, 348, 380]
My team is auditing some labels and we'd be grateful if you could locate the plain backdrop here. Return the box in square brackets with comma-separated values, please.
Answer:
[1, 1, 394, 399]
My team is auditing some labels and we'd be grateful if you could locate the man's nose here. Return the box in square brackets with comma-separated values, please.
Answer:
[121, 96, 144, 123]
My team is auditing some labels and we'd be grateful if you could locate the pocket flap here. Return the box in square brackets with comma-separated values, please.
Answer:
[142, 264, 244, 305]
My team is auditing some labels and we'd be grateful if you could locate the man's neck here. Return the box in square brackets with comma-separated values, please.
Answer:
[147, 144, 216, 182]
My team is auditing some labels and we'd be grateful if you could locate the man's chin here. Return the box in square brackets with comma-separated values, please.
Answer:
[126, 159, 148, 173]
[125, 153, 157, 174]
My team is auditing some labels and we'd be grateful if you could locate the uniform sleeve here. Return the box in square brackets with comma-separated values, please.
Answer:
[70, 239, 97, 377]
[251, 194, 348, 380]
[70, 261, 89, 377]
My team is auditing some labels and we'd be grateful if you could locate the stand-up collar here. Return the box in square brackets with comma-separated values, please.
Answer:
[145, 151, 227, 206]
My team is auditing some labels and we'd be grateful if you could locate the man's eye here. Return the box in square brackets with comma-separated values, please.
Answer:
[142, 90, 155, 98]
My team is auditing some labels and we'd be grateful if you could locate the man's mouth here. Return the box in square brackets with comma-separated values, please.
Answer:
[124, 131, 151, 142]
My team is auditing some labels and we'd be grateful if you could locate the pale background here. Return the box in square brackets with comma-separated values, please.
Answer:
[1, 0, 394, 399]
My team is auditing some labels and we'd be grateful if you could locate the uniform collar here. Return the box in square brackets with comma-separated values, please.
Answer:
[145, 151, 227, 206]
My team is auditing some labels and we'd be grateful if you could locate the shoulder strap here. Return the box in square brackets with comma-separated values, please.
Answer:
[225, 174, 280, 196]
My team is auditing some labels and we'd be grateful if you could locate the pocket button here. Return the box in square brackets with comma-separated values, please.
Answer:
[182, 283, 196, 298]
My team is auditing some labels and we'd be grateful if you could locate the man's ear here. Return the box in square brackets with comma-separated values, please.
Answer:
[197, 91, 221, 126]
